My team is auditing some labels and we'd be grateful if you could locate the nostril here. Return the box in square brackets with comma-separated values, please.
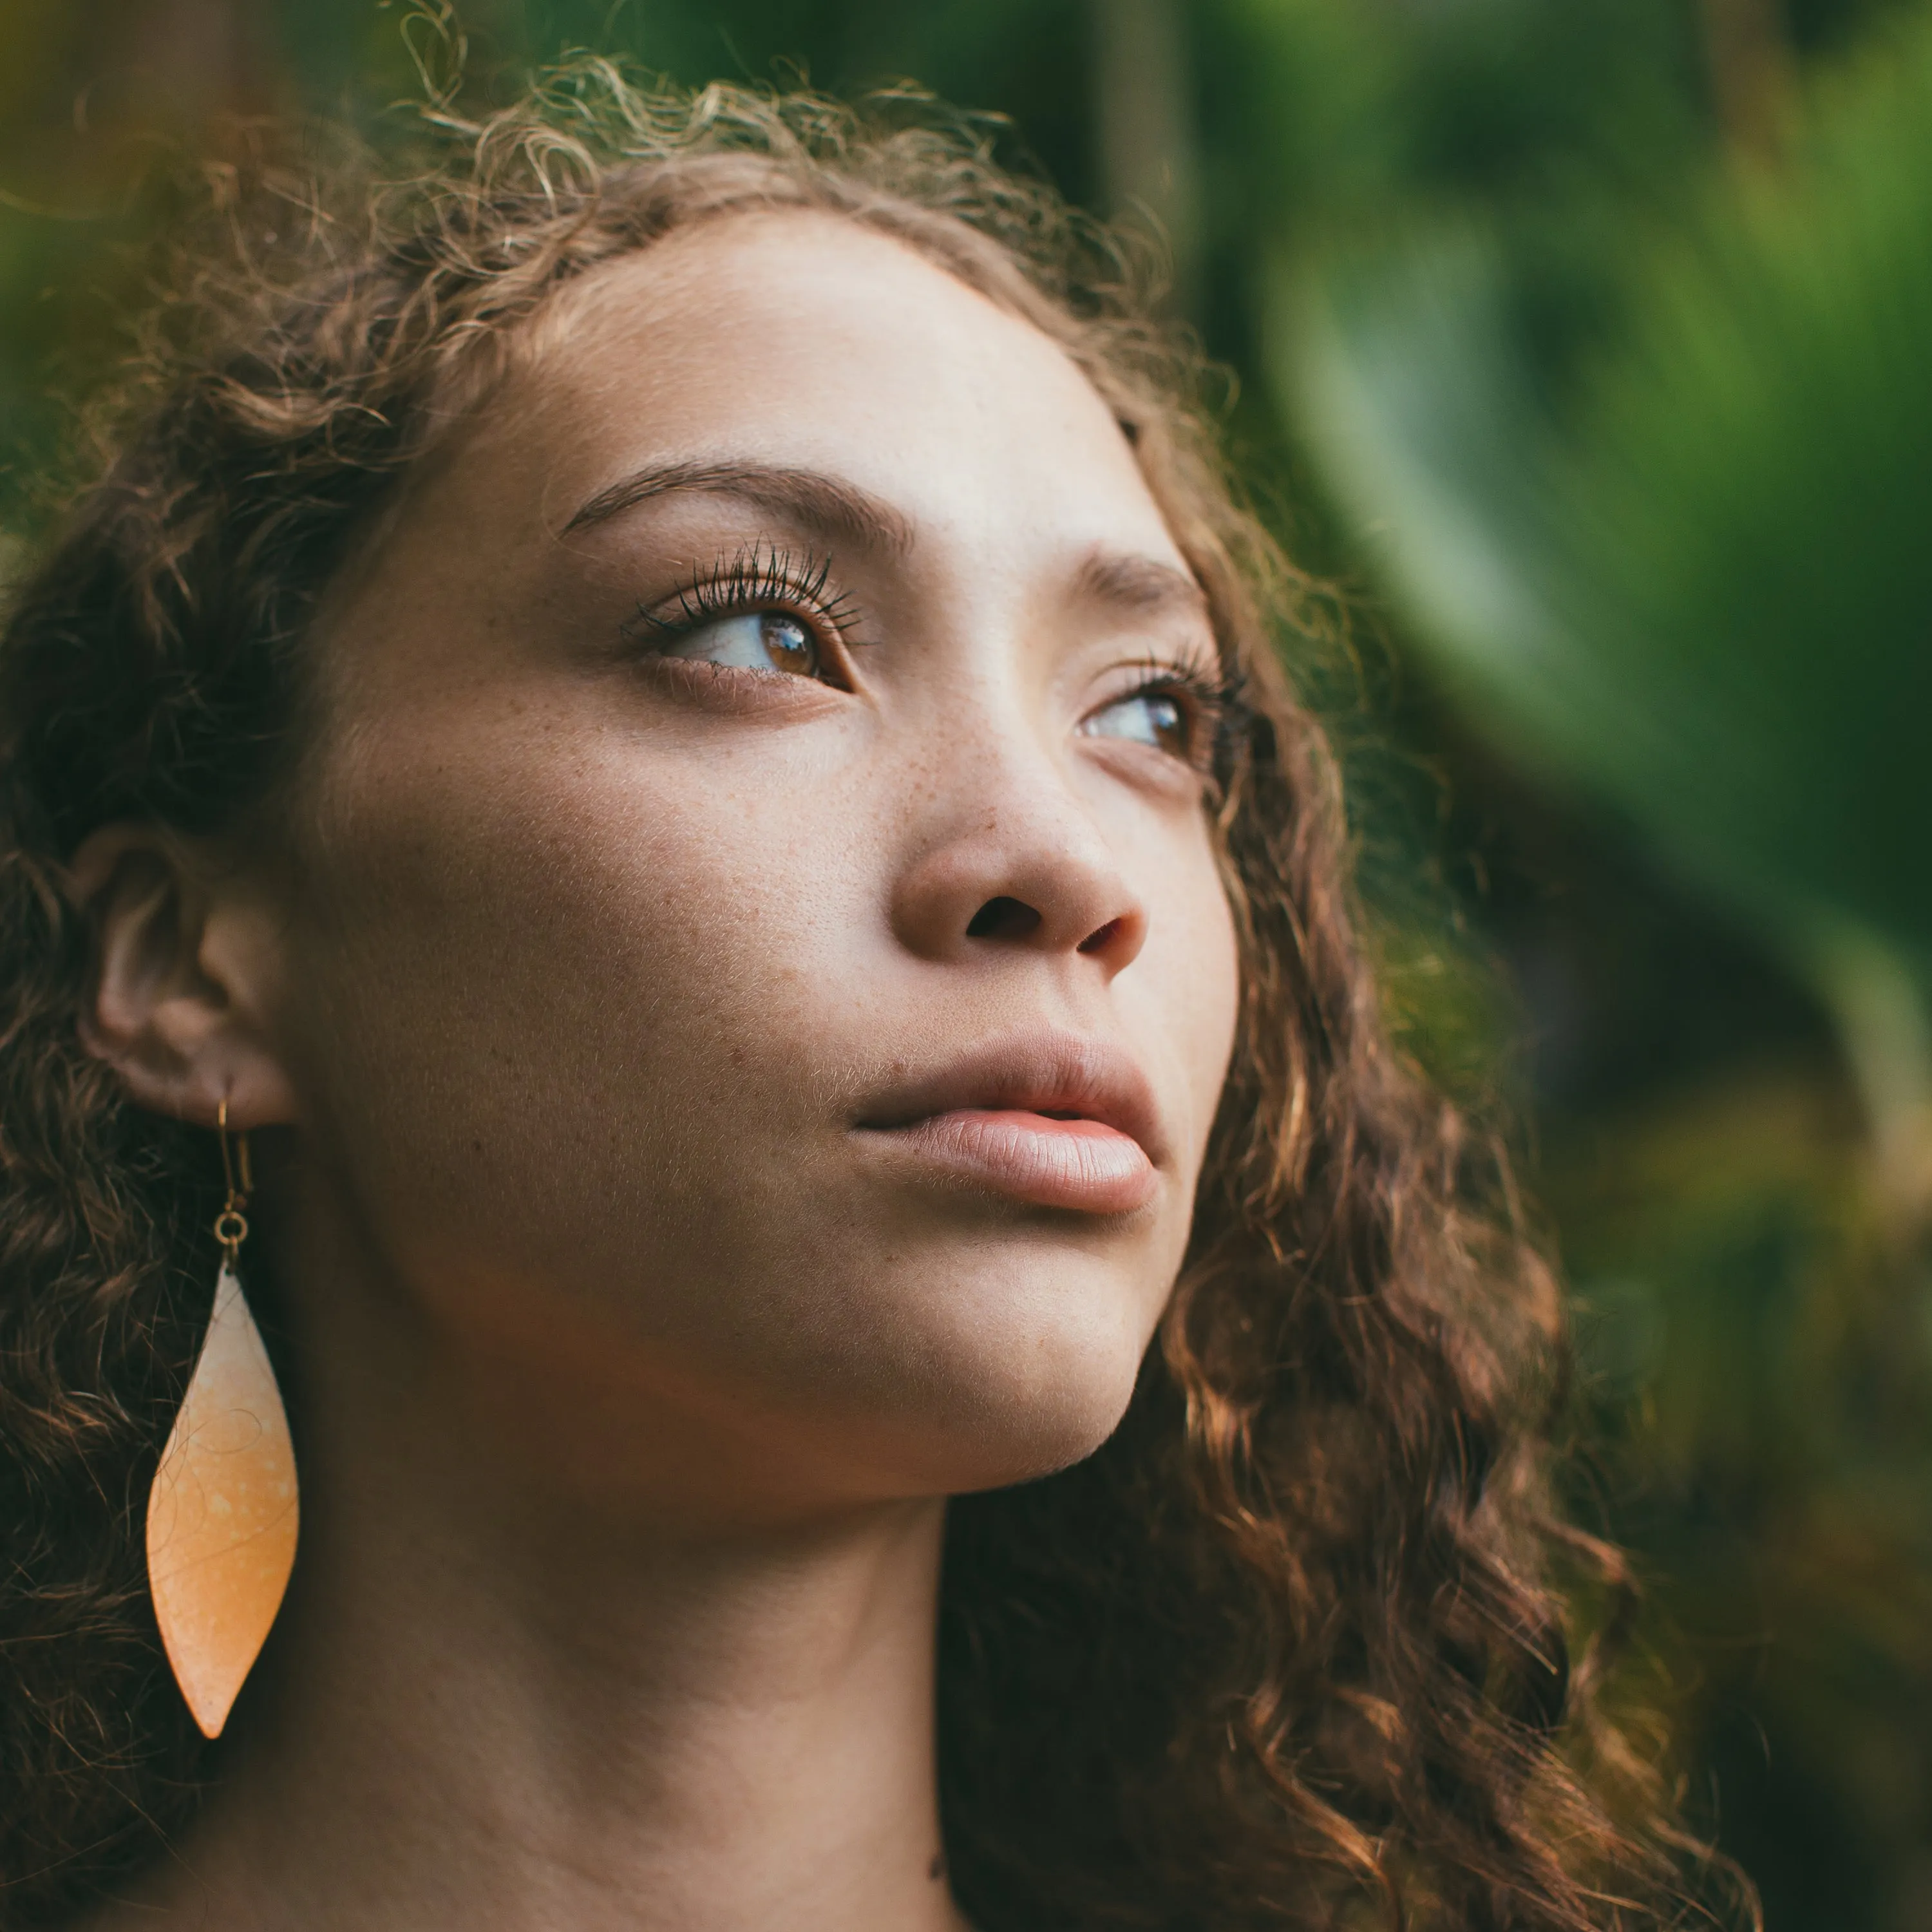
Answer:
[1077, 918, 1123, 956]
[966, 896, 1043, 942]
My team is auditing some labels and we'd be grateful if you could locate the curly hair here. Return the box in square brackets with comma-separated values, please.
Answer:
[0, 61, 1694, 1931]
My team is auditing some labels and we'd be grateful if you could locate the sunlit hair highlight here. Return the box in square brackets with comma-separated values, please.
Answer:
[0, 63, 1708, 1931]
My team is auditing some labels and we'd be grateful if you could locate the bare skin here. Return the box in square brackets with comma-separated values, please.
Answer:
[73, 213, 1240, 1931]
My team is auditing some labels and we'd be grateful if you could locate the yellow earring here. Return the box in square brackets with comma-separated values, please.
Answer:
[146, 1100, 299, 1738]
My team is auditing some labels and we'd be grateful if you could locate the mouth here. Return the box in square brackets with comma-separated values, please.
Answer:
[852, 1030, 1164, 1215]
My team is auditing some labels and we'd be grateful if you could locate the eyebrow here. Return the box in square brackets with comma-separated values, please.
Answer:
[1070, 547, 1211, 621]
[563, 457, 917, 557]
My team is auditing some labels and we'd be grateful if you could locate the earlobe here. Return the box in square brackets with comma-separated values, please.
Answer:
[66, 822, 298, 1130]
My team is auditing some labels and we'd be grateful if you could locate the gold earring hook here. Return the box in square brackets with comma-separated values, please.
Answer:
[213, 1098, 251, 1262]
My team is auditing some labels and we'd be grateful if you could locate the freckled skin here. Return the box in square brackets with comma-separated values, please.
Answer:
[275, 211, 1242, 1519]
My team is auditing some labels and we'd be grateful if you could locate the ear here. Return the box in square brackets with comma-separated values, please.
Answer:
[66, 824, 299, 1132]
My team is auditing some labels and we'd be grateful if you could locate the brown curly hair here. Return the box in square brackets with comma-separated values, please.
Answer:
[0, 61, 1699, 1932]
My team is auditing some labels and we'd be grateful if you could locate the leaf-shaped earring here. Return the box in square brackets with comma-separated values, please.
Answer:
[147, 1100, 299, 1739]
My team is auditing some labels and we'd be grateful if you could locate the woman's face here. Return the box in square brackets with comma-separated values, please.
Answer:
[272, 211, 1240, 1519]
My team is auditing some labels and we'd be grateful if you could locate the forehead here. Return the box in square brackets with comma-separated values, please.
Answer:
[464, 208, 1183, 564]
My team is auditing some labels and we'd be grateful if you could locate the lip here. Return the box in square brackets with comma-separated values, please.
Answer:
[851, 1029, 1166, 1215]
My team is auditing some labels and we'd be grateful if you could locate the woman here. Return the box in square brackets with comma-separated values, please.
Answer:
[0, 73, 1687, 1932]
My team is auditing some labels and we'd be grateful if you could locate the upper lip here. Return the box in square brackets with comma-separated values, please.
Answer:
[853, 1028, 1168, 1166]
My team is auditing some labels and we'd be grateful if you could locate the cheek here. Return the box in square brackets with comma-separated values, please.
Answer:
[1191, 865, 1242, 1115]
[284, 709, 854, 1286]
[1128, 830, 1242, 1176]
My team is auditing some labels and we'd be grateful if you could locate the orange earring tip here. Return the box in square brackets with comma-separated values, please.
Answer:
[147, 1261, 299, 1738]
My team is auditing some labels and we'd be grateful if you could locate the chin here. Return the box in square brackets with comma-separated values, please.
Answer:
[842, 1251, 1161, 1497]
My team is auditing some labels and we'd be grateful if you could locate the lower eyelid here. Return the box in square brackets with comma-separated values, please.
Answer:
[636, 654, 800, 702]
[628, 644, 855, 715]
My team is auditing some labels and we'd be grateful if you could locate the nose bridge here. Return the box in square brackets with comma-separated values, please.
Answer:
[952, 668, 1096, 853]
[889, 661, 1147, 971]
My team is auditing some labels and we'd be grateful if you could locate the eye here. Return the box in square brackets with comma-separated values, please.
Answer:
[1081, 686, 1193, 761]
[661, 612, 822, 679]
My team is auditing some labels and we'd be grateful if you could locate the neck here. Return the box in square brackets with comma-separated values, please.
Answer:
[91, 1225, 970, 1932]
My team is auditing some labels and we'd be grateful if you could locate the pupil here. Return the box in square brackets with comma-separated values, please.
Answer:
[1148, 695, 1185, 755]
[762, 615, 816, 676]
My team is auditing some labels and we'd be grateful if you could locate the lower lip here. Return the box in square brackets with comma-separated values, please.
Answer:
[859, 1108, 1157, 1214]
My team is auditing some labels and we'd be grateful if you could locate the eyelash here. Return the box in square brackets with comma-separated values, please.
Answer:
[1105, 654, 1249, 783]
[623, 543, 863, 660]
[621, 549, 1250, 784]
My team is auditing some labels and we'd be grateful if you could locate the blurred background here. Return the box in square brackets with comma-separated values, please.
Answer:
[1, 1, 1927, 1925]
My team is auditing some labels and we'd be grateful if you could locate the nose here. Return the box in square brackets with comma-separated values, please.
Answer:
[888, 728, 1148, 980]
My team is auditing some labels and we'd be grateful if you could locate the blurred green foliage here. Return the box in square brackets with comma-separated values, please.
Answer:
[3, 4, 1928, 1927]
[1283, 11, 1932, 991]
